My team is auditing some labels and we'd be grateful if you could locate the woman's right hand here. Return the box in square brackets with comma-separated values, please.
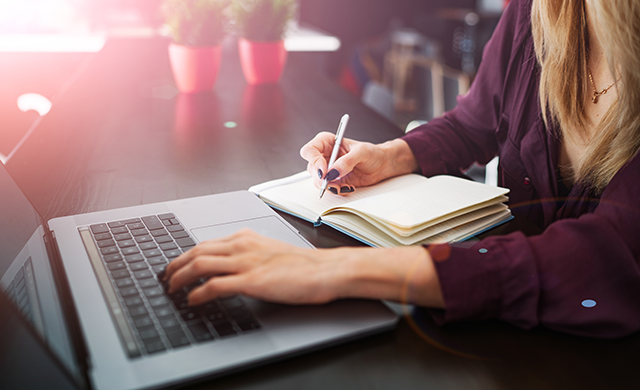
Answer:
[299, 133, 420, 195]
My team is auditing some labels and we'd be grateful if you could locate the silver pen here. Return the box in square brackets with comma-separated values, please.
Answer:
[319, 114, 350, 199]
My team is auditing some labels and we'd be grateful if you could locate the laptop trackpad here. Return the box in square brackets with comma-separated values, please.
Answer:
[190, 216, 313, 248]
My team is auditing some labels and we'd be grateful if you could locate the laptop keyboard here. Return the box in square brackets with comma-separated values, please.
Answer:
[86, 213, 261, 358]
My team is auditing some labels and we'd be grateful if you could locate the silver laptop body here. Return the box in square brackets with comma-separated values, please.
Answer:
[1, 162, 398, 390]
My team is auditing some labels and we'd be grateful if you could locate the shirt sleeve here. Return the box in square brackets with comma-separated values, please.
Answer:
[430, 152, 640, 339]
[401, 0, 524, 176]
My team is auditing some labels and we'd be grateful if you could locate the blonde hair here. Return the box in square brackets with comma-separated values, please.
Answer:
[531, 0, 640, 193]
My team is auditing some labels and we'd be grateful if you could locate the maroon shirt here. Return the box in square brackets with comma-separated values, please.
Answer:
[401, 0, 640, 338]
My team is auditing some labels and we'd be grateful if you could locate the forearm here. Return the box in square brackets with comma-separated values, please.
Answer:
[331, 246, 444, 308]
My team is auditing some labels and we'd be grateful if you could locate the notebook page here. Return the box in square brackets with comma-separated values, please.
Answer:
[338, 175, 509, 229]
[254, 173, 427, 219]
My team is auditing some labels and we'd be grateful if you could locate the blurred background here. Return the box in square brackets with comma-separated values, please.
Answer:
[0, 0, 508, 163]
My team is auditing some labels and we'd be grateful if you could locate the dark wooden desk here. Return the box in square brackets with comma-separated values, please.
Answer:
[5, 38, 638, 390]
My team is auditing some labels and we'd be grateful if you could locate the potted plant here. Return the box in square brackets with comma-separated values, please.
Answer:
[162, 0, 231, 93]
[230, 0, 296, 84]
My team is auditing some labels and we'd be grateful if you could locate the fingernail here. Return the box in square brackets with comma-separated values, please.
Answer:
[340, 186, 354, 194]
[328, 187, 338, 195]
[326, 169, 339, 181]
[317, 169, 323, 179]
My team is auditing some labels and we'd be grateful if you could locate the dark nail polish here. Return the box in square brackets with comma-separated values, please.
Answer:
[340, 186, 354, 193]
[318, 169, 323, 179]
[326, 169, 339, 181]
[328, 187, 338, 195]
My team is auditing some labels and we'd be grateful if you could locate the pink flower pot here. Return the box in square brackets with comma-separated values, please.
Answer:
[238, 38, 287, 85]
[168, 43, 222, 93]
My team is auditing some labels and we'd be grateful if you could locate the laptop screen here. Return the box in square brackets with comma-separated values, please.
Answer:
[0, 162, 84, 387]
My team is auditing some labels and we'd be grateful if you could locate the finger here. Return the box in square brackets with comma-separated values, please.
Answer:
[168, 254, 240, 293]
[328, 143, 371, 181]
[300, 132, 335, 179]
[187, 274, 247, 306]
[326, 184, 356, 196]
[165, 238, 240, 280]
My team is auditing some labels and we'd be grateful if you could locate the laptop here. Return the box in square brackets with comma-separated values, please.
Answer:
[0, 161, 398, 390]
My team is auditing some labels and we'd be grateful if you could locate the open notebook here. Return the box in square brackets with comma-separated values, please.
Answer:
[249, 172, 512, 247]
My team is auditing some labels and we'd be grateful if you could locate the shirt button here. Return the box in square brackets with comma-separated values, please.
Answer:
[523, 177, 531, 185]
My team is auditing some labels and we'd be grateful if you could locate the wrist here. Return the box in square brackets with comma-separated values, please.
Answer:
[378, 139, 420, 178]
[332, 246, 443, 308]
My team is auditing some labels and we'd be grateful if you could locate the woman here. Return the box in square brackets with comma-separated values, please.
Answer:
[165, 0, 640, 338]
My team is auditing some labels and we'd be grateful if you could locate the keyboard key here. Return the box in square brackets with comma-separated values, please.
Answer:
[128, 223, 145, 231]
[212, 320, 237, 337]
[171, 231, 189, 239]
[151, 229, 169, 237]
[130, 263, 148, 272]
[159, 242, 178, 251]
[135, 235, 153, 244]
[155, 307, 174, 318]
[114, 233, 132, 241]
[166, 330, 190, 348]
[129, 306, 149, 317]
[137, 276, 155, 287]
[179, 309, 200, 322]
[118, 240, 137, 248]
[169, 218, 180, 225]
[120, 218, 141, 224]
[162, 220, 172, 226]
[134, 270, 153, 280]
[94, 232, 112, 241]
[154, 235, 173, 244]
[144, 338, 166, 354]
[108, 221, 126, 229]
[110, 226, 128, 234]
[143, 249, 162, 258]
[124, 296, 143, 307]
[100, 246, 119, 255]
[90, 224, 109, 234]
[158, 213, 175, 220]
[107, 262, 127, 271]
[236, 320, 261, 332]
[167, 225, 184, 232]
[173, 300, 188, 311]
[103, 253, 123, 263]
[149, 296, 169, 308]
[116, 278, 135, 288]
[139, 328, 159, 340]
[130, 228, 148, 237]
[220, 296, 243, 309]
[111, 270, 131, 279]
[122, 247, 140, 256]
[139, 242, 157, 251]
[176, 238, 196, 248]
[152, 264, 167, 274]
[148, 257, 167, 266]
[142, 216, 165, 231]
[206, 311, 226, 322]
[125, 254, 144, 263]
[188, 322, 214, 342]
[144, 287, 164, 297]
[97, 239, 116, 248]
[160, 318, 181, 330]
[134, 316, 153, 328]
[120, 287, 139, 297]
[164, 249, 182, 259]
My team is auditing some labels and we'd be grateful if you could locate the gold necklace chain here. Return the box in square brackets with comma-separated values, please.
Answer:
[587, 68, 618, 104]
